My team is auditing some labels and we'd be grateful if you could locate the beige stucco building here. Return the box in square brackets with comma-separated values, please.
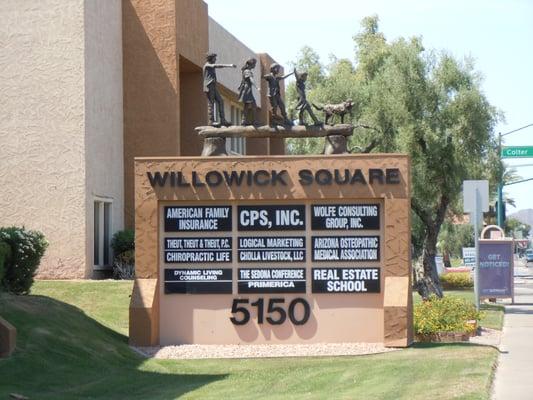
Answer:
[0, 0, 284, 278]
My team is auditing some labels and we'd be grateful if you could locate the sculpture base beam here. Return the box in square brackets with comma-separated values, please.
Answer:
[197, 124, 354, 156]
[201, 137, 227, 157]
[196, 124, 354, 138]
[324, 134, 349, 155]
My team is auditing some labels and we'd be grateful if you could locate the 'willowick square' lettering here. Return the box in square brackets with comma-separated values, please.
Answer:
[147, 168, 402, 189]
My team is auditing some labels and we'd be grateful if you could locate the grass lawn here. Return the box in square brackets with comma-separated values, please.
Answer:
[0, 281, 499, 400]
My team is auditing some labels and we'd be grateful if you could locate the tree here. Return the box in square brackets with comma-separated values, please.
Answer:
[286, 16, 499, 299]
[505, 218, 531, 238]
[438, 221, 474, 261]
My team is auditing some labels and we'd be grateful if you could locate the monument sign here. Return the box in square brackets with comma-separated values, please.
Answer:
[130, 154, 412, 347]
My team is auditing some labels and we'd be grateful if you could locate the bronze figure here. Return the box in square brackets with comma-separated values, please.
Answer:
[238, 58, 260, 125]
[294, 68, 321, 126]
[263, 63, 293, 125]
[312, 100, 354, 125]
[203, 52, 236, 126]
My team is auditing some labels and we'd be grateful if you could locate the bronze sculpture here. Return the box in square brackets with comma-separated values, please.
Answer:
[312, 100, 354, 125]
[196, 53, 358, 157]
[238, 58, 260, 125]
[263, 63, 293, 125]
[294, 68, 321, 126]
[203, 53, 236, 126]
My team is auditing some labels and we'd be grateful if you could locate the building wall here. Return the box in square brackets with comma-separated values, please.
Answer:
[178, 57, 207, 157]
[0, 0, 287, 278]
[177, 0, 209, 157]
[177, 0, 208, 68]
[0, 0, 87, 278]
[84, 0, 124, 274]
[123, 0, 209, 226]
[122, 0, 180, 227]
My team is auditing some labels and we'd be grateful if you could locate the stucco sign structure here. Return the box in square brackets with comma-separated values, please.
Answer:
[130, 155, 412, 347]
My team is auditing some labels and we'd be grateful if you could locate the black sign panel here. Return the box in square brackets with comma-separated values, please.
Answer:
[164, 206, 232, 232]
[312, 236, 380, 262]
[311, 204, 380, 230]
[238, 268, 306, 293]
[164, 237, 232, 263]
[312, 268, 380, 293]
[238, 236, 306, 262]
[164, 268, 232, 294]
[238, 205, 305, 231]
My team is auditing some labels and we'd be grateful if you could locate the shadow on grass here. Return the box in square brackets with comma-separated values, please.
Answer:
[413, 340, 507, 354]
[0, 293, 227, 400]
[504, 305, 533, 314]
[413, 342, 485, 349]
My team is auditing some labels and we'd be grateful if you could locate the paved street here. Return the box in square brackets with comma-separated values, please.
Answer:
[492, 258, 533, 400]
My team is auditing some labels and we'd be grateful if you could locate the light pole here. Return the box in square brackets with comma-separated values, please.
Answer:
[497, 123, 533, 227]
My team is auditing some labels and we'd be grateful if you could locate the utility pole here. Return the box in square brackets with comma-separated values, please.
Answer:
[498, 132, 503, 227]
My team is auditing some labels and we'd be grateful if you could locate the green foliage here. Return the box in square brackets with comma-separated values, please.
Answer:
[0, 240, 11, 288]
[440, 272, 473, 290]
[110, 229, 135, 256]
[414, 295, 481, 335]
[113, 249, 135, 280]
[505, 217, 530, 238]
[438, 221, 474, 258]
[0, 226, 48, 295]
[111, 230, 135, 280]
[285, 15, 499, 296]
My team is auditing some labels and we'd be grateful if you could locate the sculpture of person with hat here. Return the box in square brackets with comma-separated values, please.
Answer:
[203, 52, 236, 126]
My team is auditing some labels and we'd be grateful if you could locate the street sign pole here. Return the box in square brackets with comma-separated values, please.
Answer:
[497, 133, 504, 227]
[463, 180, 488, 311]
[474, 188, 480, 311]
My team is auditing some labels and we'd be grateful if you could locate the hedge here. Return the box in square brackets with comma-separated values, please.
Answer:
[0, 226, 48, 294]
[414, 295, 482, 335]
[0, 240, 11, 287]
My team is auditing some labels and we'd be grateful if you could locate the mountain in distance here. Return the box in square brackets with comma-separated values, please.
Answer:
[508, 208, 533, 236]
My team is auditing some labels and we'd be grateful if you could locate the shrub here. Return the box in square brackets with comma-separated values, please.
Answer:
[110, 229, 134, 256]
[414, 295, 482, 335]
[111, 230, 135, 280]
[440, 272, 473, 290]
[0, 226, 48, 295]
[0, 240, 11, 287]
[113, 249, 135, 280]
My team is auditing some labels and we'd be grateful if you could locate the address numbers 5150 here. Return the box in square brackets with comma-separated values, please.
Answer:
[230, 298, 310, 326]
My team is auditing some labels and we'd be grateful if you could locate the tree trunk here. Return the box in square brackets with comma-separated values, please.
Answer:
[417, 226, 443, 299]
[443, 252, 452, 269]
[413, 194, 450, 300]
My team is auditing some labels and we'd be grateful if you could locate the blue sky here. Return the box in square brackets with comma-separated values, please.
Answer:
[205, 0, 533, 213]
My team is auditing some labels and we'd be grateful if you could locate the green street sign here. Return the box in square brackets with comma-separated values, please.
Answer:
[501, 146, 533, 158]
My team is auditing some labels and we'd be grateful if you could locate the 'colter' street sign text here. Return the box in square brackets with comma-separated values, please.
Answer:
[501, 146, 533, 158]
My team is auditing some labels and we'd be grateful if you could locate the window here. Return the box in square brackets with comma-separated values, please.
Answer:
[94, 199, 112, 268]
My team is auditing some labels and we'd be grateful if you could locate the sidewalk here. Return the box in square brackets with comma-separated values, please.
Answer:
[492, 260, 533, 400]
